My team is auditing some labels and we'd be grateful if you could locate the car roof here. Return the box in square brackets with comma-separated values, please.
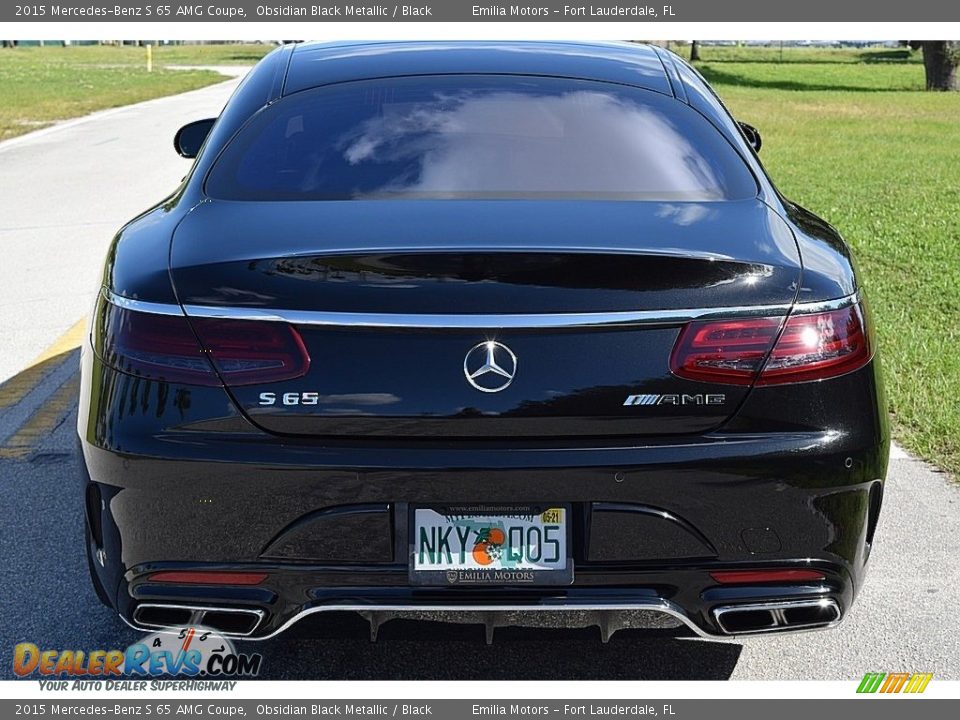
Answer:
[283, 41, 674, 96]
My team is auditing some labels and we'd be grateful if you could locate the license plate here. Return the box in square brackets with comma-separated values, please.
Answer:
[409, 504, 572, 586]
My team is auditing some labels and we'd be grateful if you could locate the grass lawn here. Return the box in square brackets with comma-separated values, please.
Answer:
[0, 43, 273, 141]
[693, 45, 960, 475]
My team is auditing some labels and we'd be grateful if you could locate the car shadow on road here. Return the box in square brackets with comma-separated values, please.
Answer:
[250, 613, 742, 680]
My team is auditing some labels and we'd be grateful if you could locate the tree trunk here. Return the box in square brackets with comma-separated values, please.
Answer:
[921, 41, 960, 91]
[690, 41, 701, 62]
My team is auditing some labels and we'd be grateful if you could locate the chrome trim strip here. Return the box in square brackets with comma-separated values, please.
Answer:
[105, 288, 858, 330]
[712, 598, 841, 636]
[124, 600, 720, 641]
[181, 305, 792, 329]
[790, 294, 860, 316]
[262, 601, 717, 641]
[131, 603, 265, 638]
[102, 289, 185, 317]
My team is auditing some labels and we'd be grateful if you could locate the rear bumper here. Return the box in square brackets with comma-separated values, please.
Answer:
[80, 426, 884, 640]
[79, 344, 888, 640]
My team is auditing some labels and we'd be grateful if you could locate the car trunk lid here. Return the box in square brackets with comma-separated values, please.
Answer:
[170, 199, 800, 439]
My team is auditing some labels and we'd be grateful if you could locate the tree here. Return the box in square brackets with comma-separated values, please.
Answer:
[690, 41, 701, 62]
[920, 41, 959, 91]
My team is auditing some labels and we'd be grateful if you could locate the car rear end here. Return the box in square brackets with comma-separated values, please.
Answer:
[79, 63, 887, 640]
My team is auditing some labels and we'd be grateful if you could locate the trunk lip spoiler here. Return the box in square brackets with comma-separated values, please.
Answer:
[103, 289, 858, 330]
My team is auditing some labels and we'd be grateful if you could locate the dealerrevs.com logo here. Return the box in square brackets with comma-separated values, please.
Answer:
[13, 627, 263, 681]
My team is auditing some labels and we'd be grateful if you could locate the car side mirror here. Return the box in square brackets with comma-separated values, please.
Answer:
[738, 121, 762, 153]
[173, 118, 216, 159]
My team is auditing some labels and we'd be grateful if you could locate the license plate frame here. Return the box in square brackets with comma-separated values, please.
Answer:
[408, 504, 574, 586]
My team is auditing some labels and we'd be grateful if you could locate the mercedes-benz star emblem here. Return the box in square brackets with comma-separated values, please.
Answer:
[463, 341, 518, 393]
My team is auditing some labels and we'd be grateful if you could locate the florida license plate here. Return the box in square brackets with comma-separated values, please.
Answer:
[409, 505, 572, 585]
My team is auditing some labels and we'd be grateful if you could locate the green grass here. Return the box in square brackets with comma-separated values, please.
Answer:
[0, 43, 272, 140]
[695, 46, 960, 474]
[685, 44, 923, 65]
[136, 42, 275, 66]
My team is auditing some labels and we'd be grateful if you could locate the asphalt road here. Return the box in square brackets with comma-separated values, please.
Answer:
[0, 67, 247, 383]
[1, 77, 959, 681]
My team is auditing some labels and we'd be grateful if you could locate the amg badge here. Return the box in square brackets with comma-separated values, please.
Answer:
[623, 393, 726, 406]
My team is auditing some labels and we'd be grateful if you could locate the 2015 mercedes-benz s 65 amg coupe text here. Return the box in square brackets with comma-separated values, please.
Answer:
[79, 41, 888, 641]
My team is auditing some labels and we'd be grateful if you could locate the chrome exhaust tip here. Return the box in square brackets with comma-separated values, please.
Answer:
[132, 603, 264, 637]
[713, 598, 841, 635]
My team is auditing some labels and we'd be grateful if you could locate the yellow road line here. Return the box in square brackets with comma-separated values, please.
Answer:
[0, 318, 86, 411]
[32, 318, 88, 365]
[0, 374, 81, 460]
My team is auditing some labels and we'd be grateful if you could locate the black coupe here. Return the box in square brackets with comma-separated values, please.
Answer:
[79, 41, 888, 640]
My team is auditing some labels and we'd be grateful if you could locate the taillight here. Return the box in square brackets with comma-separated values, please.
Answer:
[669, 316, 781, 386]
[96, 298, 309, 386]
[757, 303, 871, 385]
[191, 317, 310, 385]
[670, 303, 871, 386]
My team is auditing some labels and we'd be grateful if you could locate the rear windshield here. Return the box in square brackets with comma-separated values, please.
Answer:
[206, 76, 757, 202]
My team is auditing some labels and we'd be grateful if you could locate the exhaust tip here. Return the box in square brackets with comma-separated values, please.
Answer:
[132, 604, 264, 637]
[714, 607, 778, 633]
[713, 598, 840, 635]
[202, 609, 262, 636]
[781, 600, 841, 627]
[133, 604, 194, 629]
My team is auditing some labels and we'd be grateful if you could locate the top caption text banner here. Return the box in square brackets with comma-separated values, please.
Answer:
[4, 0, 958, 22]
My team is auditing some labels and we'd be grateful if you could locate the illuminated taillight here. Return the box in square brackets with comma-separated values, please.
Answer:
[191, 317, 310, 385]
[757, 303, 871, 385]
[670, 303, 871, 386]
[669, 316, 781, 385]
[96, 298, 309, 386]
